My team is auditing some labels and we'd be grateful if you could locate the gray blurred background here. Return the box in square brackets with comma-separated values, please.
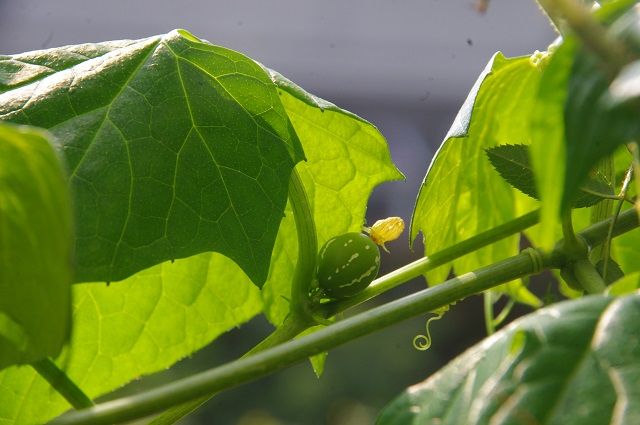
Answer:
[0, 1, 555, 424]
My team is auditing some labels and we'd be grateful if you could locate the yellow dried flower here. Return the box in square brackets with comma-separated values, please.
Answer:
[365, 216, 405, 253]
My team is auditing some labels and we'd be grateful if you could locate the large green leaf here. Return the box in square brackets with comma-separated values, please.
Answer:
[111, 70, 404, 424]
[410, 52, 540, 305]
[0, 253, 262, 424]
[0, 30, 304, 286]
[523, 40, 595, 300]
[0, 66, 402, 424]
[262, 70, 404, 325]
[378, 292, 640, 425]
[613, 229, 640, 273]
[0, 123, 73, 370]
[528, 39, 576, 250]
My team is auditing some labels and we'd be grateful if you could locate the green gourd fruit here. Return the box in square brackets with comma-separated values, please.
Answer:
[317, 232, 380, 299]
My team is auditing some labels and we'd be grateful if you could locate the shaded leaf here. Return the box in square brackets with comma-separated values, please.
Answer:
[378, 293, 640, 425]
[0, 123, 73, 370]
[596, 257, 625, 284]
[487, 144, 613, 207]
[563, 53, 639, 212]
[562, 7, 640, 212]
[0, 30, 304, 286]
[411, 52, 540, 306]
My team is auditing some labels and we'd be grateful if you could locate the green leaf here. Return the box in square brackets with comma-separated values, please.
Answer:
[530, 1, 639, 249]
[411, 52, 541, 306]
[0, 253, 262, 424]
[0, 66, 402, 423]
[487, 144, 613, 208]
[0, 123, 73, 370]
[560, 6, 640, 213]
[610, 206, 640, 276]
[261, 70, 404, 325]
[378, 293, 640, 425]
[563, 51, 640, 212]
[0, 30, 304, 286]
[529, 39, 577, 250]
[596, 257, 625, 284]
[607, 271, 640, 295]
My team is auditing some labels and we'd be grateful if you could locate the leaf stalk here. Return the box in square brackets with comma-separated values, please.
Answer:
[31, 358, 93, 410]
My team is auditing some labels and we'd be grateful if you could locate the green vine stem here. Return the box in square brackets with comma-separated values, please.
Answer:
[483, 292, 516, 335]
[483, 292, 496, 335]
[50, 208, 639, 425]
[561, 210, 584, 257]
[287, 168, 318, 321]
[153, 207, 538, 424]
[51, 252, 548, 425]
[31, 358, 93, 409]
[149, 167, 317, 424]
[602, 165, 633, 281]
[571, 258, 607, 294]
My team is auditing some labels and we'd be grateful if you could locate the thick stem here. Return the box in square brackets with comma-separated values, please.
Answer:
[562, 210, 581, 254]
[50, 208, 639, 425]
[31, 358, 93, 409]
[560, 210, 590, 270]
[288, 168, 318, 320]
[572, 258, 607, 293]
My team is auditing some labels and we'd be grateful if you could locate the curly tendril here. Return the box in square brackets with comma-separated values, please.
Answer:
[412, 305, 450, 351]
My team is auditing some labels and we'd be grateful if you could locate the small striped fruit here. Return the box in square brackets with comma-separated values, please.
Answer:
[317, 232, 380, 299]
